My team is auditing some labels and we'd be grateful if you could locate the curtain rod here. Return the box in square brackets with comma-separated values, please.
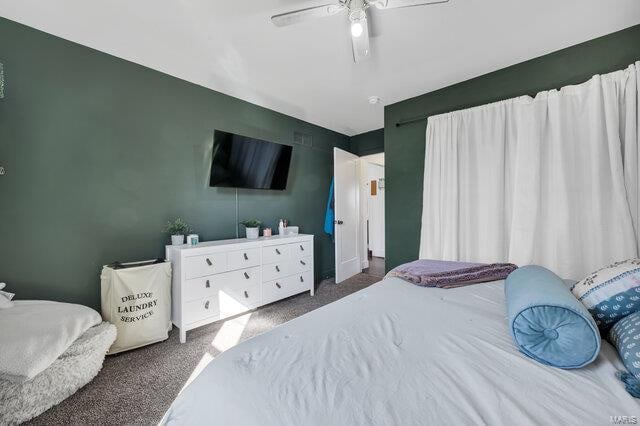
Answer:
[393, 60, 638, 128]
[395, 115, 429, 127]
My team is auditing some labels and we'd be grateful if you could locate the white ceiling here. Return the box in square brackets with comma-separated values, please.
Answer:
[1, 1, 639, 136]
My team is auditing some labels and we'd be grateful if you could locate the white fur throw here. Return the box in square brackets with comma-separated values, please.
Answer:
[0, 301, 102, 382]
[0, 283, 14, 309]
[0, 322, 116, 425]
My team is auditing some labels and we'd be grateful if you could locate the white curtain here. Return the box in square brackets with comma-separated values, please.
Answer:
[419, 62, 640, 280]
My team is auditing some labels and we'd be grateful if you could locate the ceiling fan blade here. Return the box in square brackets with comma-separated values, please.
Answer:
[351, 15, 370, 63]
[367, 6, 384, 38]
[374, 0, 449, 9]
[271, 4, 346, 27]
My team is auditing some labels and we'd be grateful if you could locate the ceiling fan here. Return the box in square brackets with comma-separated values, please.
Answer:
[271, 0, 449, 63]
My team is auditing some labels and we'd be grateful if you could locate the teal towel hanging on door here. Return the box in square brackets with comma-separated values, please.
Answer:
[324, 178, 335, 238]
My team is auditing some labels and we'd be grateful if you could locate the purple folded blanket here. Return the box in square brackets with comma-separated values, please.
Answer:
[386, 259, 518, 288]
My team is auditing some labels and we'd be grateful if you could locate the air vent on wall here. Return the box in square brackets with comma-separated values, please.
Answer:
[293, 131, 313, 148]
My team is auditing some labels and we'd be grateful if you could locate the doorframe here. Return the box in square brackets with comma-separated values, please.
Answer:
[359, 153, 385, 269]
[358, 158, 369, 271]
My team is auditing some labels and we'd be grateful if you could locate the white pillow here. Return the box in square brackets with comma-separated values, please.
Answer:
[0, 296, 13, 309]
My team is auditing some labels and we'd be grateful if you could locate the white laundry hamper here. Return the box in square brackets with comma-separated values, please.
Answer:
[101, 259, 172, 354]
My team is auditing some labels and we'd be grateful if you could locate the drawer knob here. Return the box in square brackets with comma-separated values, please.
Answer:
[276, 282, 281, 289]
[205, 280, 210, 288]
[275, 265, 280, 272]
[300, 245, 304, 251]
[244, 272, 250, 279]
[204, 300, 210, 309]
[244, 291, 249, 298]
[243, 253, 249, 260]
[275, 248, 281, 255]
[300, 260, 306, 266]
[300, 276, 304, 283]
[206, 258, 213, 266]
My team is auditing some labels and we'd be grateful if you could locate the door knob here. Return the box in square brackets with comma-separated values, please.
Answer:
[334, 220, 344, 225]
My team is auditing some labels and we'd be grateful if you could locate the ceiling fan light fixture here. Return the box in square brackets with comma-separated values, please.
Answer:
[351, 21, 364, 37]
[270, 0, 448, 62]
[349, 9, 367, 38]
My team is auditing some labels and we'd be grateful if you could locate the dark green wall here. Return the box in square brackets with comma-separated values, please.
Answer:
[0, 18, 350, 308]
[384, 24, 640, 271]
[350, 128, 384, 156]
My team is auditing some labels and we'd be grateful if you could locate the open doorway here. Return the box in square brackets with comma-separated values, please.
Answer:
[360, 153, 385, 278]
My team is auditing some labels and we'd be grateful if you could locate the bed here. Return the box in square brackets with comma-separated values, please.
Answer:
[0, 301, 116, 424]
[162, 277, 640, 425]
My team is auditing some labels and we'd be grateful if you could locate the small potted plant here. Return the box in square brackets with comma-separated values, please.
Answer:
[164, 217, 192, 245]
[240, 219, 262, 239]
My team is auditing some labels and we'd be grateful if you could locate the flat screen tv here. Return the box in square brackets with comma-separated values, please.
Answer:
[209, 130, 293, 190]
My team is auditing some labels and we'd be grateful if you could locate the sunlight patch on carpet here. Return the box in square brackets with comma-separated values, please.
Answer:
[211, 312, 252, 352]
[181, 352, 215, 392]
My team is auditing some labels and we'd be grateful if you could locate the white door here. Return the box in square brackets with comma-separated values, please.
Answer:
[334, 148, 360, 283]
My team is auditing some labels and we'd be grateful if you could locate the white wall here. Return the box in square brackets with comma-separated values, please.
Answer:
[359, 155, 385, 263]
[367, 162, 385, 258]
[359, 158, 369, 269]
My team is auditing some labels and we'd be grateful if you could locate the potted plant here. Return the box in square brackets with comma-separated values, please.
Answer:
[240, 219, 262, 239]
[164, 217, 192, 245]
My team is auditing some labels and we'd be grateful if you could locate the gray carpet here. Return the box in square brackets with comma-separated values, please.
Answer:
[27, 273, 381, 425]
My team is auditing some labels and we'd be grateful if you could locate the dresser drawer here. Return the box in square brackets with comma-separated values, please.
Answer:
[293, 256, 312, 273]
[262, 261, 292, 282]
[217, 268, 260, 317]
[262, 276, 300, 305]
[262, 244, 291, 264]
[183, 275, 222, 302]
[183, 267, 259, 302]
[292, 270, 313, 290]
[221, 267, 260, 290]
[291, 241, 312, 258]
[185, 252, 227, 279]
[228, 248, 259, 271]
[184, 296, 220, 324]
[219, 281, 260, 317]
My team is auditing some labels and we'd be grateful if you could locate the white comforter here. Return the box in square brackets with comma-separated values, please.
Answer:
[0, 300, 102, 383]
[163, 278, 640, 425]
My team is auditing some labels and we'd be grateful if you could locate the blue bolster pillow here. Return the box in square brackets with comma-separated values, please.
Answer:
[505, 265, 600, 369]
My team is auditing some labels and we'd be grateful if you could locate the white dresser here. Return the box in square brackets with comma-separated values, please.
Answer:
[166, 234, 314, 342]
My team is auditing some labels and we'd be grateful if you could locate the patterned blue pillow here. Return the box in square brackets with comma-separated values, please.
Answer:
[609, 312, 640, 397]
[571, 259, 640, 332]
